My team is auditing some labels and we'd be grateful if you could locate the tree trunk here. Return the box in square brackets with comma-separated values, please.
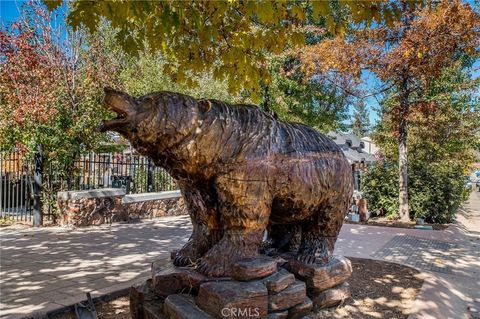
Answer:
[398, 123, 409, 221]
[398, 78, 410, 222]
[262, 84, 270, 113]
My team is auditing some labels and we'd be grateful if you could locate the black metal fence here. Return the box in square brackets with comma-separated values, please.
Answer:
[0, 152, 32, 222]
[0, 151, 177, 223]
[67, 152, 176, 193]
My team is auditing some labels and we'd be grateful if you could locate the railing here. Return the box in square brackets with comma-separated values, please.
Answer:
[0, 152, 32, 222]
[0, 150, 177, 222]
[69, 152, 176, 193]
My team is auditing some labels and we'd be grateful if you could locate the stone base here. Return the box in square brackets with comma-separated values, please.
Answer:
[283, 255, 352, 292]
[131, 255, 351, 319]
[311, 282, 350, 310]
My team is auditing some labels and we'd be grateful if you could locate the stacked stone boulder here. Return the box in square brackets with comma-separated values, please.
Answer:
[131, 255, 352, 319]
[282, 255, 352, 311]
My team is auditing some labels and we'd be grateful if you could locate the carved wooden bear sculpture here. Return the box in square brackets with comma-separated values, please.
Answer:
[100, 88, 353, 277]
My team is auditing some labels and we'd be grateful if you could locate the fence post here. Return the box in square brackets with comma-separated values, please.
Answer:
[147, 158, 154, 192]
[32, 144, 43, 227]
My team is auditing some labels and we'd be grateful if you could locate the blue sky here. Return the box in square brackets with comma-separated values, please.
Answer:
[1, 0, 478, 127]
[1, 1, 22, 25]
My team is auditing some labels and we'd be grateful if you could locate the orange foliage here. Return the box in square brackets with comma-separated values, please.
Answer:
[300, 0, 479, 85]
[0, 9, 63, 126]
[299, 0, 479, 137]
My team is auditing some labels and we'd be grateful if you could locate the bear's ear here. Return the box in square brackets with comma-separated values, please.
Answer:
[198, 99, 212, 113]
[143, 95, 156, 105]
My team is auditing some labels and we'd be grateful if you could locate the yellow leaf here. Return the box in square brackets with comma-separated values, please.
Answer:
[311, 1, 330, 20]
[257, 1, 275, 24]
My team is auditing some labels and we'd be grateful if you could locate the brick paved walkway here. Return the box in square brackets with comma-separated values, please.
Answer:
[1, 192, 479, 319]
[373, 235, 458, 274]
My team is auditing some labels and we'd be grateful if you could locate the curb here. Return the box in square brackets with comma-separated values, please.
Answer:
[19, 288, 130, 319]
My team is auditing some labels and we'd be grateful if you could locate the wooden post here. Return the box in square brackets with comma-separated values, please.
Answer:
[32, 144, 43, 227]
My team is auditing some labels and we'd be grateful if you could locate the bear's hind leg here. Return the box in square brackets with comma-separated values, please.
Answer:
[296, 204, 345, 265]
[262, 224, 301, 255]
[297, 225, 336, 265]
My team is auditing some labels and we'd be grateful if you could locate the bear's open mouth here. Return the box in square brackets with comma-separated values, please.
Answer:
[99, 87, 137, 133]
[99, 102, 130, 132]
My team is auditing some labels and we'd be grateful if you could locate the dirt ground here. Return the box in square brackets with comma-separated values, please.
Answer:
[53, 258, 423, 319]
[314, 258, 423, 319]
[53, 297, 130, 319]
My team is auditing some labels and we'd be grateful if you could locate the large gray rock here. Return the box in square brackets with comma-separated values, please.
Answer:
[262, 268, 295, 294]
[288, 297, 313, 319]
[164, 294, 213, 319]
[151, 260, 219, 298]
[284, 256, 352, 294]
[311, 282, 351, 310]
[268, 280, 306, 311]
[196, 280, 268, 318]
[232, 256, 278, 281]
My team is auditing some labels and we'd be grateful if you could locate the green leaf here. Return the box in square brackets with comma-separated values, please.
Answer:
[43, 0, 62, 11]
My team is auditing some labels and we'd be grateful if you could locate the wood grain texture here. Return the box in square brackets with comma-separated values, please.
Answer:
[101, 88, 354, 277]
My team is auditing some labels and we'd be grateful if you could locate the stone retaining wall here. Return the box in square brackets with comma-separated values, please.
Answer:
[57, 188, 187, 227]
[126, 197, 186, 220]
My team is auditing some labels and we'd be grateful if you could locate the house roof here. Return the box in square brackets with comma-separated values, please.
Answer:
[342, 147, 375, 163]
[328, 132, 364, 148]
[328, 131, 376, 163]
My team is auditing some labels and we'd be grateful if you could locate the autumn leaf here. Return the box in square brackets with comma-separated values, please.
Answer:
[43, 0, 413, 96]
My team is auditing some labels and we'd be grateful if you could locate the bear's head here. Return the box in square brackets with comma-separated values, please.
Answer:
[100, 87, 210, 156]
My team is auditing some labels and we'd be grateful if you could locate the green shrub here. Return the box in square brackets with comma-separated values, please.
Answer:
[362, 160, 467, 223]
[408, 161, 466, 223]
[361, 162, 399, 219]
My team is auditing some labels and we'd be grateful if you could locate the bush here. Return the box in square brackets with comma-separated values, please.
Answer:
[362, 160, 467, 223]
[361, 162, 399, 219]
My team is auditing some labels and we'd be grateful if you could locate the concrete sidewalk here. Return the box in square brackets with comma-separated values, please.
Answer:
[0, 216, 191, 319]
[1, 192, 479, 319]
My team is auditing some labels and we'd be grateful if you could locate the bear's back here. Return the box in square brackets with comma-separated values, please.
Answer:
[207, 100, 342, 157]
[276, 122, 341, 155]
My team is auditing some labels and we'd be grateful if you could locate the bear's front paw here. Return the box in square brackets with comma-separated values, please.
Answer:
[173, 252, 196, 267]
[196, 240, 236, 277]
[196, 231, 262, 277]
[197, 257, 228, 277]
[173, 239, 205, 267]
